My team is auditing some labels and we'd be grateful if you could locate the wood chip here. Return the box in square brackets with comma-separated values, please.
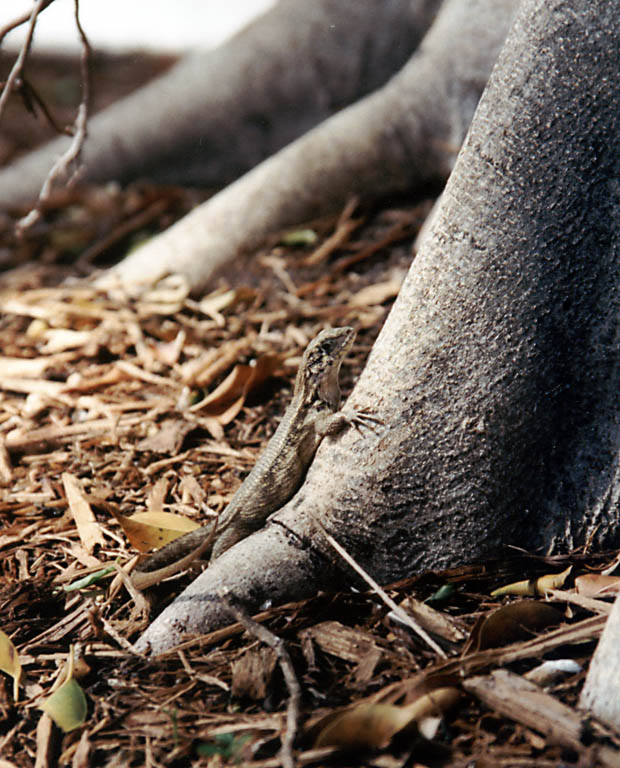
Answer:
[463, 669, 585, 749]
[62, 472, 105, 553]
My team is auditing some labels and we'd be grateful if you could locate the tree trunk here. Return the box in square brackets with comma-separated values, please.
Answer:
[136, 0, 620, 654]
[0, 0, 439, 204]
[99, 0, 515, 295]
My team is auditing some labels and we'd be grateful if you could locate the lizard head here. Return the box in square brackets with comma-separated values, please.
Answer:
[296, 326, 356, 410]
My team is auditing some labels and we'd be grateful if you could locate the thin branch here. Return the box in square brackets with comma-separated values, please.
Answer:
[0, 0, 55, 43]
[313, 515, 447, 658]
[0, 0, 49, 124]
[17, 0, 92, 233]
[17, 77, 74, 135]
[220, 589, 301, 768]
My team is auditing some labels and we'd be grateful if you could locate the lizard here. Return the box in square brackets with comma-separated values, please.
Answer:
[132, 326, 376, 587]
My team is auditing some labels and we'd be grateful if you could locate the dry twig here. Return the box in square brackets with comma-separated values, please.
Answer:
[17, 0, 92, 233]
[0, 0, 55, 44]
[220, 588, 301, 768]
[313, 516, 447, 658]
[0, 0, 49, 122]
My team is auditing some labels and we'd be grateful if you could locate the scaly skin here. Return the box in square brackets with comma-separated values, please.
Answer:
[135, 327, 373, 582]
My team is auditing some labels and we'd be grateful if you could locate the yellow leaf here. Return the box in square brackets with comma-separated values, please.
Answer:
[536, 565, 572, 594]
[40, 678, 87, 732]
[491, 566, 571, 597]
[0, 629, 21, 701]
[491, 579, 537, 598]
[114, 510, 200, 552]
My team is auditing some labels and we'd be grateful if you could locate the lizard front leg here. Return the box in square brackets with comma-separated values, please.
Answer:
[316, 407, 381, 437]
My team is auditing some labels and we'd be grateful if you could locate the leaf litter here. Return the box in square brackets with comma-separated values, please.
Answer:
[0, 54, 619, 768]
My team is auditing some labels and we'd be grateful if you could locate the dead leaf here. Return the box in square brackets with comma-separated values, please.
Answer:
[190, 354, 282, 423]
[69, 730, 91, 768]
[112, 509, 201, 552]
[179, 474, 206, 506]
[575, 573, 620, 597]
[302, 621, 380, 664]
[199, 287, 256, 323]
[62, 473, 105, 553]
[0, 440, 12, 485]
[466, 601, 564, 652]
[524, 659, 582, 686]
[136, 419, 195, 453]
[396, 596, 466, 643]
[313, 688, 460, 750]
[35, 712, 54, 768]
[0, 629, 21, 701]
[349, 280, 403, 307]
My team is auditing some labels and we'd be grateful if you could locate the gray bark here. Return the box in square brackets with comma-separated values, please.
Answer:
[99, 0, 515, 294]
[136, 0, 620, 654]
[0, 0, 439, 204]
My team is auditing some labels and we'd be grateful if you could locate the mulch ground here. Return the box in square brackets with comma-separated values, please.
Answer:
[0, 51, 619, 768]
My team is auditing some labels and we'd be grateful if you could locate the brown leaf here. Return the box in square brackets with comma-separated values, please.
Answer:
[136, 420, 195, 454]
[467, 601, 564, 652]
[575, 573, 620, 597]
[191, 354, 282, 423]
[313, 688, 460, 750]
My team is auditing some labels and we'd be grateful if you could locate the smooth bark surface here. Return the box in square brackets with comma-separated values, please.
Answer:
[100, 0, 515, 294]
[137, 0, 620, 654]
[0, 0, 439, 204]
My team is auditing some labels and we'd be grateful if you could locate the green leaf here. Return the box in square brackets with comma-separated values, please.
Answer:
[280, 228, 318, 246]
[425, 583, 455, 604]
[40, 677, 87, 732]
[64, 566, 116, 591]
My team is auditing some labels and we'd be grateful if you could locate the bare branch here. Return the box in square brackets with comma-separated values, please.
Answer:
[220, 589, 301, 768]
[0, 0, 49, 124]
[17, 77, 74, 136]
[17, 0, 92, 233]
[0, 0, 55, 46]
[313, 516, 447, 658]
